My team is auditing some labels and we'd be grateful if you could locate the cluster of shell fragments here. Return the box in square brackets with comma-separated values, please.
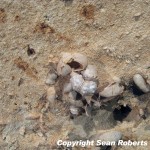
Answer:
[45, 52, 125, 117]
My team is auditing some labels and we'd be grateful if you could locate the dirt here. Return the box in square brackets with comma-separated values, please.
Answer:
[0, 0, 150, 150]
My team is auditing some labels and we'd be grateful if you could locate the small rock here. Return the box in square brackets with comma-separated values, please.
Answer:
[19, 126, 25, 136]
[90, 131, 122, 143]
[47, 86, 57, 103]
[133, 74, 150, 93]
[25, 112, 40, 120]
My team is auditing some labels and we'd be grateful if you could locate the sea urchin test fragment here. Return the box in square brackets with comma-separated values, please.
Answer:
[70, 72, 84, 92]
[133, 74, 150, 93]
[90, 131, 122, 143]
[81, 81, 97, 95]
[81, 65, 97, 80]
[46, 86, 57, 103]
[67, 53, 88, 71]
[100, 82, 124, 97]
[57, 60, 72, 76]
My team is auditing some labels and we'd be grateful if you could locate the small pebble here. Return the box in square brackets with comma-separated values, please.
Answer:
[133, 74, 150, 93]
[19, 126, 25, 135]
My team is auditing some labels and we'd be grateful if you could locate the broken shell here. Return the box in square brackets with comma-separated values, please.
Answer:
[68, 91, 84, 107]
[67, 53, 88, 71]
[81, 65, 97, 80]
[45, 72, 57, 85]
[57, 60, 72, 76]
[69, 105, 80, 115]
[63, 82, 73, 93]
[61, 52, 73, 63]
[133, 74, 150, 93]
[99, 82, 124, 97]
[70, 72, 84, 92]
[46, 86, 57, 103]
[81, 81, 97, 95]
[90, 131, 122, 143]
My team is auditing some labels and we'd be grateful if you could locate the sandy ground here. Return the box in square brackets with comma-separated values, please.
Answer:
[0, 0, 150, 149]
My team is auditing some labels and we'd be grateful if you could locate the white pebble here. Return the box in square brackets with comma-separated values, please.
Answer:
[133, 74, 150, 93]
[91, 131, 122, 142]
[100, 82, 124, 97]
[81, 65, 97, 80]
[81, 81, 97, 95]
[70, 72, 84, 92]
[70, 105, 80, 115]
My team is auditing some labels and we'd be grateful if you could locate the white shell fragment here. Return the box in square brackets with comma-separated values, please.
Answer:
[133, 74, 150, 93]
[71, 53, 88, 71]
[61, 52, 72, 63]
[100, 82, 124, 97]
[81, 81, 97, 95]
[59, 52, 88, 72]
[57, 60, 72, 76]
[70, 72, 84, 92]
[46, 86, 57, 103]
[63, 82, 73, 93]
[69, 105, 80, 115]
[45, 72, 57, 85]
[91, 131, 122, 143]
[82, 65, 97, 80]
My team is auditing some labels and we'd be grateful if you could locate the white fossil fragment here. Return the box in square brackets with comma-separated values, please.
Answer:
[70, 53, 88, 71]
[133, 74, 150, 93]
[60, 52, 88, 71]
[81, 81, 97, 95]
[81, 65, 97, 80]
[90, 131, 122, 143]
[70, 72, 84, 92]
[69, 105, 80, 115]
[100, 82, 124, 97]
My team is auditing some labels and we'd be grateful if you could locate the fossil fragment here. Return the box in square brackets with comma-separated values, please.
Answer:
[81, 80, 97, 96]
[81, 65, 97, 80]
[99, 82, 124, 97]
[90, 131, 122, 143]
[70, 72, 84, 92]
[133, 74, 150, 93]
[69, 105, 81, 115]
